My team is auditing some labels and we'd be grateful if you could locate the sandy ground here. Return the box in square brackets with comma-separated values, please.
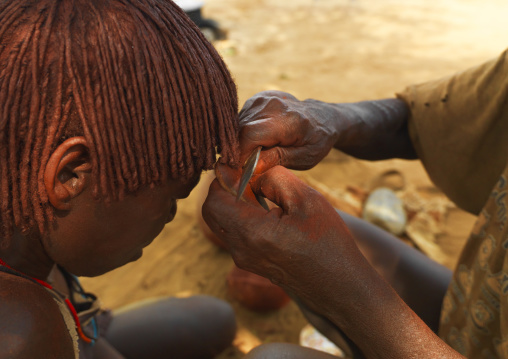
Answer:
[81, 0, 508, 357]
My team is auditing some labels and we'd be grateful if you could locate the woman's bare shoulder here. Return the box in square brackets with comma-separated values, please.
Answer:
[0, 272, 75, 359]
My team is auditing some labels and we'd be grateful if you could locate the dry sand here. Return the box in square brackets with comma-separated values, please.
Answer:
[81, 0, 508, 357]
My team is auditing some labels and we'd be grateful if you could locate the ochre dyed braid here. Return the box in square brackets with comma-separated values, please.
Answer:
[0, 0, 239, 242]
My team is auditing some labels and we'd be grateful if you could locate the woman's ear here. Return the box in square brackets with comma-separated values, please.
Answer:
[44, 137, 91, 211]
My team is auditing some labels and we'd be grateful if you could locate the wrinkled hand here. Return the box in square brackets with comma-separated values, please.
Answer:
[203, 165, 370, 311]
[238, 91, 340, 172]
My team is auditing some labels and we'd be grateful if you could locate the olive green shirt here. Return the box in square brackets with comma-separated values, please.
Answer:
[398, 50, 508, 358]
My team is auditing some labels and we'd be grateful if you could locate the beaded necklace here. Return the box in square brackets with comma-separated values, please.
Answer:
[0, 258, 97, 344]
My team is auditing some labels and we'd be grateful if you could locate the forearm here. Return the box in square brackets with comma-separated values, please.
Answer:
[291, 211, 451, 358]
[338, 210, 451, 333]
[321, 265, 463, 359]
[306, 98, 417, 160]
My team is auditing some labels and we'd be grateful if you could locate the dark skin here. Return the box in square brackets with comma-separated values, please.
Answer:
[203, 91, 463, 358]
[0, 273, 75, 359]
[0, 137, 235, 359]
[237, 91, 417, 170]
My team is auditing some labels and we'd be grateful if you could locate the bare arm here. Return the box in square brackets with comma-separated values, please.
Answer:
[322, 257, 460, 359]
[233, 91, 461, 357]
[339, 210, 451, 333]
[203, 166, 463, 359]
[327, 98, 417, 160]
[238, 92, 416, 173]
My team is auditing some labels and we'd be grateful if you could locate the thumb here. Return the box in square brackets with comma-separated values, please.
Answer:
[202, 179, 274, 239]
[250, 166, 319, 215]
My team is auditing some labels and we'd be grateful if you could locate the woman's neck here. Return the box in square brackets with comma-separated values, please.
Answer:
[0, 230, 55, 281]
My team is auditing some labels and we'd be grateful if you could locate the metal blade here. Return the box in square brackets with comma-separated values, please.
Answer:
[236, 146, 262, 201]
[255, 193, 270, 211]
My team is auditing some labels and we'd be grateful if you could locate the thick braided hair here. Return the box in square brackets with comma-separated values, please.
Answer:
[0, 0, 239, 240]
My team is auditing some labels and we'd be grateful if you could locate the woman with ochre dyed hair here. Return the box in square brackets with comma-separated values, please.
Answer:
[0, 0, 238, 358]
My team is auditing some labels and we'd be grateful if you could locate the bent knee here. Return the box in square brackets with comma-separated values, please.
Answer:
[181, 295, 237, 351]
[185, 295, 236, 331]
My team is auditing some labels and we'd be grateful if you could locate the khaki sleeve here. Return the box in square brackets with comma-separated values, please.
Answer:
[397, 50, 508, 214]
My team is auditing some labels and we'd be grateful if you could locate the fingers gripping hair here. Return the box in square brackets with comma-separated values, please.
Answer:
[0, 0, 239, 241]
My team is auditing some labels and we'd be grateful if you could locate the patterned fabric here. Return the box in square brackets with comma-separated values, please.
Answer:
[439, 167, 508, 357]
[398, 49, 508, 357]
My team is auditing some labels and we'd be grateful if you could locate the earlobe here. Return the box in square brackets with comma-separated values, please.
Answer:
[44, 137, 91, 211]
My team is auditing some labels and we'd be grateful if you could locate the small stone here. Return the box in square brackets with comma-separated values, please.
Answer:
[362, 187, 407, 235]
[300, 324, 345, 357]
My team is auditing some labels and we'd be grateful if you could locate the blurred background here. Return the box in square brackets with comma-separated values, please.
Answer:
[81, 1, 508, 357]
